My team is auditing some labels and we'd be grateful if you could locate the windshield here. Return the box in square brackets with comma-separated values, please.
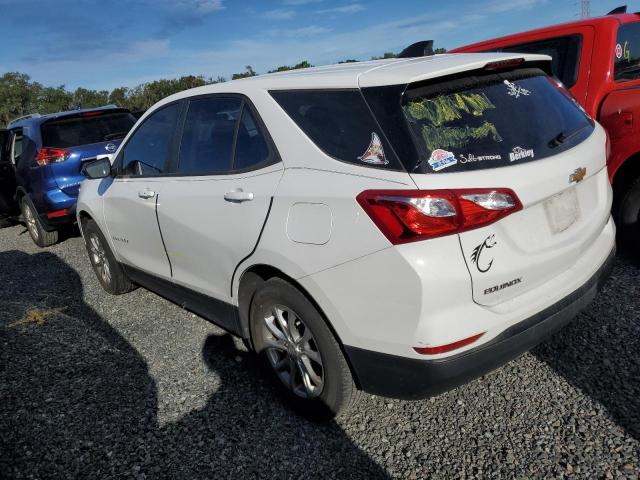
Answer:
[615, 22, 640, 81]
[364, 68, 594, 174]
[41, 111, 136, 148]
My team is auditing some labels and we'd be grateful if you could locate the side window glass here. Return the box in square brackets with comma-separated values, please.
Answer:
[233, 106, 270, 171]
[270, 90, 400, 169]
[120, 103, 179, 176]
[500, 35, 582, 88]
[177, 97, 242, 175]
[615, 23, 640, 81]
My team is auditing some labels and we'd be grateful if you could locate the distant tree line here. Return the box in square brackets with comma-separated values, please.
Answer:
[0, 48, 446, 127]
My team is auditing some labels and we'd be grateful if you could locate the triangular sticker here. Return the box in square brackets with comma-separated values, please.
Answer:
[358, 132, 389, 165]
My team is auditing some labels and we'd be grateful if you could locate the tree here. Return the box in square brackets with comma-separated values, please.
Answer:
[267, 60, 314, 73]
[371, 52, 397, 60]
[232, 66, 257, 80]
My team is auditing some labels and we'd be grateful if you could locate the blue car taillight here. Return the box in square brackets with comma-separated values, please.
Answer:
[34, 148, 70, 166]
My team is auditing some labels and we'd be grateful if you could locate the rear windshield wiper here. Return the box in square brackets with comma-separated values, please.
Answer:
[104, 131, 128, 141]
[548, 125, 589, 148]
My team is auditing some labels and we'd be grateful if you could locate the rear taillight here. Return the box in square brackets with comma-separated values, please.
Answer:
[356, 188, 522, 244]
[35, 148, 70, 166]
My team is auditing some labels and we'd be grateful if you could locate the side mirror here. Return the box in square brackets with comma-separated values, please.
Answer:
[82, 155, 112, 179]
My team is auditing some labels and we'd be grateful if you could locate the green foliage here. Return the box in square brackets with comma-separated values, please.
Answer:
[0, 48, 448, 127]
[420, 121, 502, 152]
[371, 52, 397, 60]
[405, 92, 500, 151]
[405, 93, 496, 127]
[232, 65, 257, 80]
[434, 47, 448, 54]
[267, 60, 313, 73]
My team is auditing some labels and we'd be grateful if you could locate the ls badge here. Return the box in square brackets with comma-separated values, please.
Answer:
[569, 167, 586, 184]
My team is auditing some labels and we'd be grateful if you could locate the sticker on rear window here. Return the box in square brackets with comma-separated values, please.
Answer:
[428, 149, 458, 171]
[459, 153, 502, 164]
[358, 132, 388, 165]
[616, 43, 624, 59]
[509, 146, 534, 162]
[504, 79, 530, 99]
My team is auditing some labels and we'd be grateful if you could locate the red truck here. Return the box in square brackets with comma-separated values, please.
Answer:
[453, 7, 640, 250]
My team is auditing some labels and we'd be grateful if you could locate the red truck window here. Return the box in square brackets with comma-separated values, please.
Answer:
[496, 35, 582, 88]
[615, 22, 640, 81]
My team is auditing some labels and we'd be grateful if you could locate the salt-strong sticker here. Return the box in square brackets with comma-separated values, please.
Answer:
[428, 149, 458, 171]
[504, 79, 530, 99]
[358, 132, 388, 165]
[459, 153, 502, 164]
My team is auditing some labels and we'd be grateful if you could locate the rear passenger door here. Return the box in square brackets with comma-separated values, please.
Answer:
[157, 95, 283, 302]
[103, 102, 182, 279]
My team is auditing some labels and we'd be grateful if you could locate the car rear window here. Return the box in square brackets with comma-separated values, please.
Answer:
[614, 22, 640, 81]
[363, 68, 594, 174]
[270, 89, 401, 170]
[41, 111, 136, 148]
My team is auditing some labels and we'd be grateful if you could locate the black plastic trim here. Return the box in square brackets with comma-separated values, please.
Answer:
[122, 264, 241, 336]
[344, 247, 616, 400]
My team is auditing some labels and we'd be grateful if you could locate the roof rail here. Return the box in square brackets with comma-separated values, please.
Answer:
[607, 5, 627, 14]
[7, 113, 41, 127]
[398, 40, 435, 58]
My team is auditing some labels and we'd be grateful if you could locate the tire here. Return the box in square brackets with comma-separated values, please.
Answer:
[20, 197, 58, 247]
[615, 176, 640, 258]
[249, 278, 360, 418]
[82, 219, 136, 295]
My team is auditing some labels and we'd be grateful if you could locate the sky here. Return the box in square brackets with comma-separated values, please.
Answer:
[0, 0, 638, 91]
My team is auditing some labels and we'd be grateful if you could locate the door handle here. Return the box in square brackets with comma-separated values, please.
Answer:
[138, 189, 156, 199]
[224, 189, 254, 203]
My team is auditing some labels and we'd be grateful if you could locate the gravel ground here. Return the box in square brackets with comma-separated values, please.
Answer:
[0, 223, 638, 479]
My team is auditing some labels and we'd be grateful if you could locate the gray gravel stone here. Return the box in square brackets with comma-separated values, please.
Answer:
[0, 224, 639, 479]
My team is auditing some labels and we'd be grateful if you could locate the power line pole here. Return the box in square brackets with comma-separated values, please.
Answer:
[581, 0, 590, 18]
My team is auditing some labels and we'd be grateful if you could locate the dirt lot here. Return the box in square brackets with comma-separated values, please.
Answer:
[0, 223, 638, 479]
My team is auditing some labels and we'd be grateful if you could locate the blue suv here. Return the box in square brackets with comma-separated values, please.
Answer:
[1, 106, 136, 246]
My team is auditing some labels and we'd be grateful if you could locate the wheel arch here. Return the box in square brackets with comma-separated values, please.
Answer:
[612, 151, 640, 216]
[237, 263, 361, 388]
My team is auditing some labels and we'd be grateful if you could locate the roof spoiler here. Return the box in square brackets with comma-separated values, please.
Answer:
[8, 113, 41, 127]
[607, 5, 627, 14]
[398, 40, 435, 58]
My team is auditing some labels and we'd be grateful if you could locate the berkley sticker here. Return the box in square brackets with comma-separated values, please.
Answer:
[504, 79, 530, 98]
[358, 132, 388, 165]
[509, 146, 534, 162]
[428, 149, 458, 171]
[616, 43, 624, 59]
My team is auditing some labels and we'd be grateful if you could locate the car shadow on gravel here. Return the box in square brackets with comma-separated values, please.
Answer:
[0, 250, 388, 479]
[533, 257, 640, 440]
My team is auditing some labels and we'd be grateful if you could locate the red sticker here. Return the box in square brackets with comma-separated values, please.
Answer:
[615, 43, 623, 59]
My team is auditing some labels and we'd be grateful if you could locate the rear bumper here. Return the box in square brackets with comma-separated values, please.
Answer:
[344, 246, 615, 400]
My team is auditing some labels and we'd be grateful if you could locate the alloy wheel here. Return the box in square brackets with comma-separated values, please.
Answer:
[88, 234, 111, 284]
[24, 204, 38, 240]
[262, 304, 324, 398]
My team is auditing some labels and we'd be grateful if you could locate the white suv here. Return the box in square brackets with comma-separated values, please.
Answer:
[77, 52, 615, 416]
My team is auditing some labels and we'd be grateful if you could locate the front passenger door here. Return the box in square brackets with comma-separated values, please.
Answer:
[103, 102, 181, 278]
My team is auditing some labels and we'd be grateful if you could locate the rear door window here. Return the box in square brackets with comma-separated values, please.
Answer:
[270, 90, 401, 170]
[614, 22, 640, 81]
[497, 35, 582, 88]
[177, 97, 242, 175]
[41, 111, 136, 148]
[364, 69, 594, 174]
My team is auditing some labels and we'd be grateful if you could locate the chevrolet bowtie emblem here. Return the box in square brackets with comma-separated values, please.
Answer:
[569, 167, 586, 184]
